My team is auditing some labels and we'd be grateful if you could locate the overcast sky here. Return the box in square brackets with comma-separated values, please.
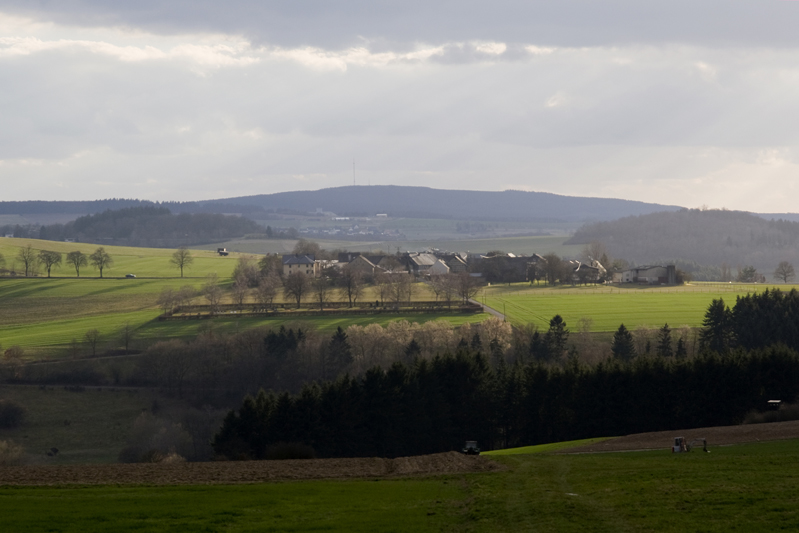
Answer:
[2, 1, 799, 212]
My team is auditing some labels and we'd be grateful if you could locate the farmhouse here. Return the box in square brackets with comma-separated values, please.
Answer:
[401, 252, 438, 274]
[282, 254, 320, 277]
[428, 259, 451, 276]
[619, 265, 676, 285]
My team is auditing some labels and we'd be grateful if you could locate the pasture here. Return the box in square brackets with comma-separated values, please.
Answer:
[1, 439, 798, 531]
[483, 281, 799, 331]
[0, 237, 240, 279]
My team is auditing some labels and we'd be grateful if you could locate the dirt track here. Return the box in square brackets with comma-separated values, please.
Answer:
[0, 451, 502, 486]
[561, 420, 799, 453]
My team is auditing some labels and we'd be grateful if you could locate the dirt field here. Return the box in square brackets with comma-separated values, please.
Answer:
[0, 451, 502, 486]
[561, 420, 799, 454]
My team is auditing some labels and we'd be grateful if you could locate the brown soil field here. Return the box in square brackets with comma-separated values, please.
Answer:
[561, 420, 799, 454]
[0, 451, 502, 486]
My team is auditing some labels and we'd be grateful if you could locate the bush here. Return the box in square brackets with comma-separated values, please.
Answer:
[743, 402, 799, 425]
[0, 440, 25, 465]
[264, 442, 316, 461]
[0, 399, 25, 428]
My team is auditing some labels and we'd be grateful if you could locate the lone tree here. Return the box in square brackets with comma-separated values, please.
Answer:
[38, 250, 62, 278]
[170, 247, 194, 278]
[283, 272, 309, 308]
[66, 250, 88, 277]
[611, 324, 636, 361]
[774, 261, 795, 284]
[90, 247, 113, 278]
[17, 244, 38, 277]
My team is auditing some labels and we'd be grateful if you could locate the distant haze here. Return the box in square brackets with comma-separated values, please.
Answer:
[1, 2, 799, 212]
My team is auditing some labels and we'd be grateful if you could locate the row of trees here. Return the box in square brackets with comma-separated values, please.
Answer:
[8, 245, 113, 278]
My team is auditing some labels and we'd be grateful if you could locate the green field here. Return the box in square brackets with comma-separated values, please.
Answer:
[483, 282, 798, 331]
[0, 237, 241, 279]
[2, 439, 798, 531]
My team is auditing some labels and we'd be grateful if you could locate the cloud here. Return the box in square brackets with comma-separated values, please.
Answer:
[1, 4, 799, 213]
[2, 1, 799, 49]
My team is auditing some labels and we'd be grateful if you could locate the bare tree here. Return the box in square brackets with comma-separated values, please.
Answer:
[232, 255, 260, 287]
[66, 250, 88, 277]
[283, 271, 309, 308]
[774, 261, 796, 283]
[176, 285, 197, 308]
[84, 329, 101, 357]
[374, 272, 393, 305]
[258, 254, 283, 277]
[339, 267, 364, 307]
[157, 288, 177, 314]
[580, 241, 608, 263]
[16, 244, 38, 277]
[231, 279, 249, 309]
[119, 322, 136, 354]
[456, 272, 481, 302]
[170, 247, 194, 278]
[255, 273, 280, 307]
[37, 250, 62, 278]
[312, 277, 331, 310]
[89, 247, 113, 278]
[202, 274, 223, 313]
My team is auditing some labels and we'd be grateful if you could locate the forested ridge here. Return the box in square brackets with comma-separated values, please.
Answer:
[35, 206, 262, 247]
[567, 208, 799, 275]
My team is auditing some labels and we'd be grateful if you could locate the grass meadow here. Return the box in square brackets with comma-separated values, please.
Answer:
[2, 439, 798, 531]
[483, 281, 799, 331]
[0, 237, 241, 279]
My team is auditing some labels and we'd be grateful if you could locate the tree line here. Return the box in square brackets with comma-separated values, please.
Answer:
[36, 206, 261, 248]
[212, 345, 799, 459]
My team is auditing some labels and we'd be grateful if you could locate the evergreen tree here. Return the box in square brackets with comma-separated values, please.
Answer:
[675, 336, 687, 359]
[326, 327, 353, 379]
[656, 324, 673, 357]
[404, 339, 422, 363]
[699, 298, 733, 354]
[547, 315, 569, 359]
[611, 324, 636, 361]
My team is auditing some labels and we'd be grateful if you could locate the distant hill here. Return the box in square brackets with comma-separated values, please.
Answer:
[566, 209, 799, 278]
[204, 186, 683, 223]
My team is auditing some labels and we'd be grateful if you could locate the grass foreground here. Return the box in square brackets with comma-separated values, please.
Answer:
[2, 439, 799, 531]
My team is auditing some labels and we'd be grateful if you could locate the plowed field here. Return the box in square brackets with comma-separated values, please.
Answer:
[561, 420, 799, 453]
[0, 451, 501, 486]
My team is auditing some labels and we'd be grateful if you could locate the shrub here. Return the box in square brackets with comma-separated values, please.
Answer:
[0, 440, 25, 465]
[743, 402, 799, 425]
[0, 399, 25, 428]
[264, 442, 316, 461]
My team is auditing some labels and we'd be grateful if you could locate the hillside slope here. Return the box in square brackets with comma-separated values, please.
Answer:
[567, 209, 799, 275]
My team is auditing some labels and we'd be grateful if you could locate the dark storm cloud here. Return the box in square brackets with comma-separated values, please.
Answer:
[2, 1, 799, 49]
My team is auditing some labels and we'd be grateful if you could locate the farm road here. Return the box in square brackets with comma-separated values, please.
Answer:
[470, 299, 506, 321]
